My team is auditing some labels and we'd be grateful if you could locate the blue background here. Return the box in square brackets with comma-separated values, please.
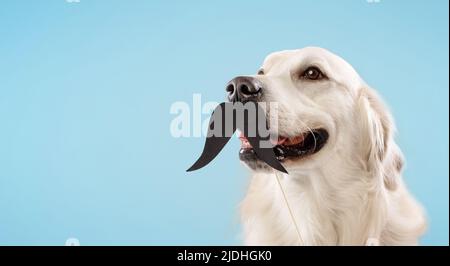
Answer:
[0, 0, 448, 245]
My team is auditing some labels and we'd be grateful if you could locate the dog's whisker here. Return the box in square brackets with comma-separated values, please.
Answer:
[297, 119, 318, 153]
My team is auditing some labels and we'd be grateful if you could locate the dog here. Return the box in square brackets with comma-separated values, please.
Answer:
[226, 47, 427, 245]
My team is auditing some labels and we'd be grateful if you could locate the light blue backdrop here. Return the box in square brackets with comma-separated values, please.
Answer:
[0, 0, 448, 245]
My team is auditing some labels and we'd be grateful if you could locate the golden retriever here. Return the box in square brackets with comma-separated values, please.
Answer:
[228, 47, 427, 245]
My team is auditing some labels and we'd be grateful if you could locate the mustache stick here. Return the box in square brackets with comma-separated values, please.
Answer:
[187, 102, 287, 173]
[186, 102, 302, 244]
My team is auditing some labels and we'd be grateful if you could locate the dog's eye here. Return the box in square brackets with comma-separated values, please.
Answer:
[301, 67, 324, 80]
[257, 69, 264, 75]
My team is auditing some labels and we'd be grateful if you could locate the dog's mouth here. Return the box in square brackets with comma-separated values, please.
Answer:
[239, 129, 329, 163]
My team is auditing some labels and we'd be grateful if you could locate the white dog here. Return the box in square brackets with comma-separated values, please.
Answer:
[227, 47, 426, 245]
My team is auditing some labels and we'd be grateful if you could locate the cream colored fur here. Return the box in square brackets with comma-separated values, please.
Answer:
[240, 47, 426, 245]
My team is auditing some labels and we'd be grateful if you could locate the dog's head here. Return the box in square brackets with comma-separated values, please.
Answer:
[229, 47, 401, 181]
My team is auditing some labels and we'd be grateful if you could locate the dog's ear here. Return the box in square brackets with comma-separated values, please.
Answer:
[357, 87, 403, 190]
[382, 144, 404, 190]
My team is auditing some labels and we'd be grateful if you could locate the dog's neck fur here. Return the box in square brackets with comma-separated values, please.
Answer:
[240, 150, 425, 245]
[241, 166, 383, 245]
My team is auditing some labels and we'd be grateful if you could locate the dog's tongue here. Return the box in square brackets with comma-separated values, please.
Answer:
[284, 135, 305, 146]
[187, 102, 288, 173]
[240, 132, 289, 147]
[240, 132, 304, 147]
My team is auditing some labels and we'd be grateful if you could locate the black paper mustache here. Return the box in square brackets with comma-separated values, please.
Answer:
[187, 102, 288, 173]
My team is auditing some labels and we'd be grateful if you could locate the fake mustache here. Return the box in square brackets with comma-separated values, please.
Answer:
[187, 102, 288, 173]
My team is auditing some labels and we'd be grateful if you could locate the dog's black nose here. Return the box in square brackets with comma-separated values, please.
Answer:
[226, 76, 262, 102]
